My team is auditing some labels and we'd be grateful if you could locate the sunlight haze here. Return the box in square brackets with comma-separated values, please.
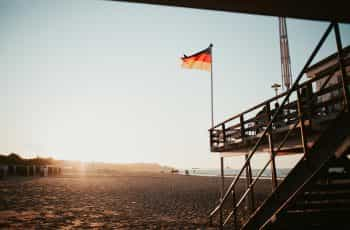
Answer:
[1, 0, 349, 168]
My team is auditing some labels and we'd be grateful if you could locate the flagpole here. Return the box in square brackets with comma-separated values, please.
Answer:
[210, 43, 224, 226]
[210, 43, 214, 128]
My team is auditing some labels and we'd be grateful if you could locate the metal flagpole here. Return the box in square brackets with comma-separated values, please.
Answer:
[210, 43, 214, 128]
[210, 43, 223, 227]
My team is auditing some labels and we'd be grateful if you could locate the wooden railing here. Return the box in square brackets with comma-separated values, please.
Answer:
[208, 22, 349, 229]
[210, 59, 350, 153]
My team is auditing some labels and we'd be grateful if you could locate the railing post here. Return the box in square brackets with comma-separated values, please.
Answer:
[269, 137, 278, 190]
[240, 114, 245, 141]
[266, 103, 278, 190]
[296, 86, 309, 159]
[305, 82, 313, 128]
[222, 123, 226, 145]
[219, 156, 224, 229]
[334, 22, 349, 112]
[210, 129, 213, 151]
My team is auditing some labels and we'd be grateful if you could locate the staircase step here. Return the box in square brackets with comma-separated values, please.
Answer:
[325, 157, 350, 168]
[270, 209, 350, 229]
[310, 182, 350, 192]
[325, 173, 350, 180]
[301, 191, 350, 201]
[276, 146, 304, 155]
[289, 200, 350, 210]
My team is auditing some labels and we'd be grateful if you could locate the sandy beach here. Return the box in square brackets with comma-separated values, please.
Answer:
[0, 174, 272, 229]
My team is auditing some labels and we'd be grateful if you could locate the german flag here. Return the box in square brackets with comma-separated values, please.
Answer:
[181, 44, 212, 72]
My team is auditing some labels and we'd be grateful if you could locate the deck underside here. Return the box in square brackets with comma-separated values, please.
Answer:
[109, 0, 350, 23]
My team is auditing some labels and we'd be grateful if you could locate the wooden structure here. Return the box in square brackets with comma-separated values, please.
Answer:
[208, 23, 350, 229]
[210, 45, 350, 156]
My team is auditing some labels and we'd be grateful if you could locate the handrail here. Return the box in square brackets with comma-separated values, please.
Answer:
[209, 22, 335, 225]
[211, 80, 345, 146]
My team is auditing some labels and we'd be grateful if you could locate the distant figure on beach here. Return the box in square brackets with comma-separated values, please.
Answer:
[255, 105, 268, 133]
[300, 84, 323, 120]
[273, 102, 284, 129]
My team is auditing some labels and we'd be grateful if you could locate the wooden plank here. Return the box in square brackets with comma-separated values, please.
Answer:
[310, 182, 350, 192]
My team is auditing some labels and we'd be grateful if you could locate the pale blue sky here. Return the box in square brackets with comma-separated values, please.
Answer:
[1, 1, 349, 168]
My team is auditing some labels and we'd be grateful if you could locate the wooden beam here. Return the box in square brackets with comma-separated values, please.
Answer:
[108, 0, 350, 23]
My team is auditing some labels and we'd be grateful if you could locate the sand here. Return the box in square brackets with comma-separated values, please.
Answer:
[0, 174, 272, 229]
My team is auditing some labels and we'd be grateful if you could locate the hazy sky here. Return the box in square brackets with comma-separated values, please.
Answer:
[1, 1, 349, 169]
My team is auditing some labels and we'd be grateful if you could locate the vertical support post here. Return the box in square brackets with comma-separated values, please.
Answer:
[268, 134, 278, 190]
[297, 87, 309, 158]
[219, 156, 224, 229]
[221, 157, 225, 196]
[232, 189, 237, 229]
[334, 22, 349, 112]
[304, 82, 312, 128]
[222, 124, 226, 146]
[210, 129, 214, 151]
[245, 154, 255, 213]
[266, 103, 278, 190]
[240, 114, 245, 141]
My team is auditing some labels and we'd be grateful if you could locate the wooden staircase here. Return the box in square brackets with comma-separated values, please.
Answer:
[208, 22, 350, 229]
[264, 155, 350, 229]
[243, 111, 350, 229]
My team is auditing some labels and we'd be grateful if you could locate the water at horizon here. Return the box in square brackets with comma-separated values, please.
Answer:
[179, 168, 291, 178]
